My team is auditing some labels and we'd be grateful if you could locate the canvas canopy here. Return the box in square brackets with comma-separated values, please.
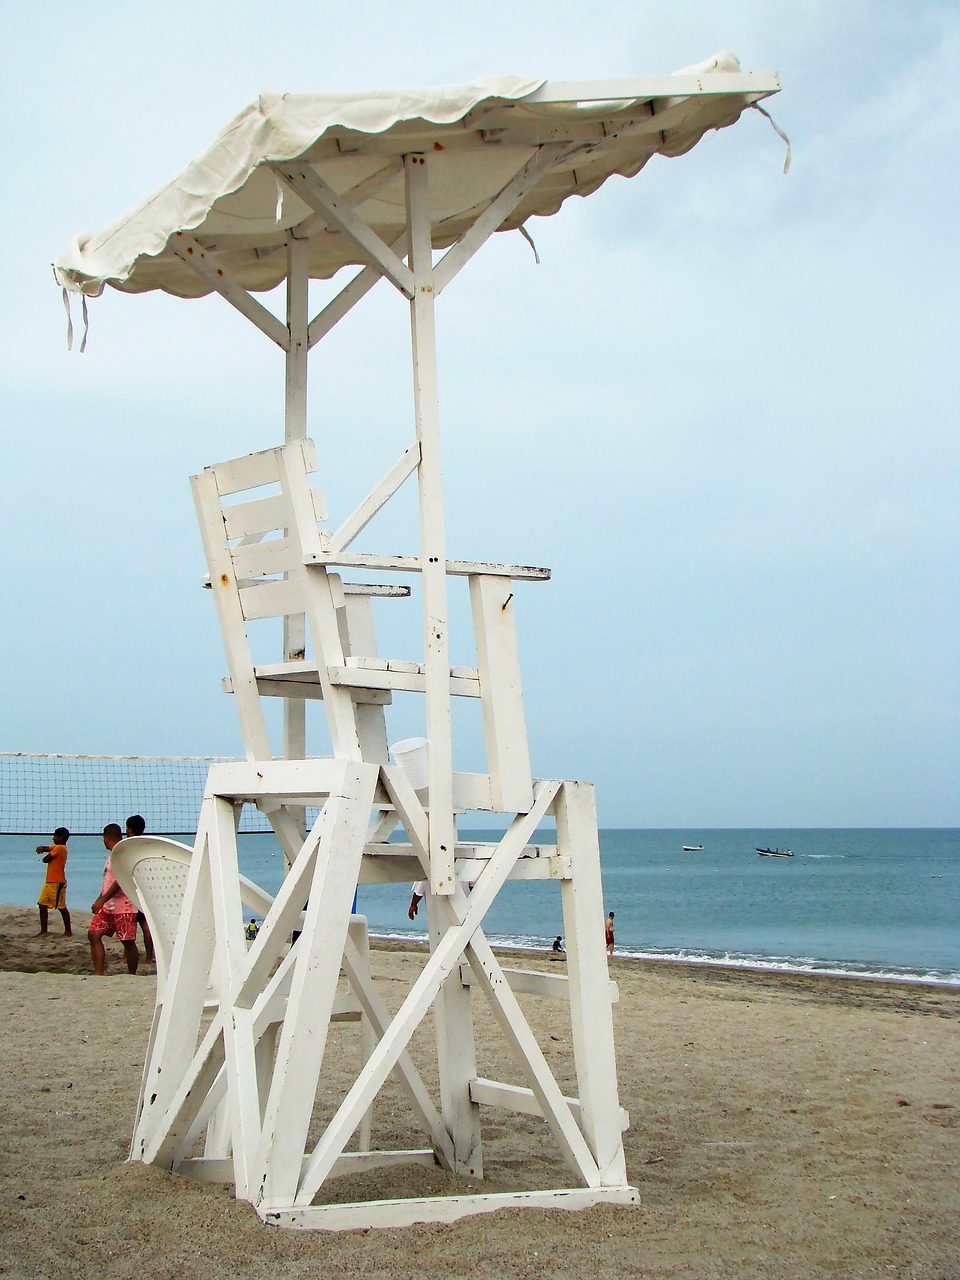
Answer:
[54, 51, 781, 300]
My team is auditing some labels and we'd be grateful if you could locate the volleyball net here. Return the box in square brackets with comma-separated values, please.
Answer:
[0, 753, 274, 835]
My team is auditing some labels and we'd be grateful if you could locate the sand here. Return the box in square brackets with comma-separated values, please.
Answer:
[0, 903, 957, 1280]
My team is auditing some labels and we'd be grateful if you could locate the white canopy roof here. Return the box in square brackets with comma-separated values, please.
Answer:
[54, 52, 780, 300]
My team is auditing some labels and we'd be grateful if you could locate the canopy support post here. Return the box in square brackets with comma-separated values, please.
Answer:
[283, 239, 311, 769]
[405, 153, 456, 895]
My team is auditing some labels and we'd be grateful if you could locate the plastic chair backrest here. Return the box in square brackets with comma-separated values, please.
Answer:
[112, 835, 274, 990]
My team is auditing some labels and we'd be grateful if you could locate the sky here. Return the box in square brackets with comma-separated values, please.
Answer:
[2, 0, 958, 827]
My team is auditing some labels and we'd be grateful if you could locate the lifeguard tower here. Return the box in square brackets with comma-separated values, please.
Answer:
[55, 55, 782, 1230]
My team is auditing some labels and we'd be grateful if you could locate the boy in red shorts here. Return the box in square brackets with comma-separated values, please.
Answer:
[88, 823, 140, 975]
[36, 826, 72, 936]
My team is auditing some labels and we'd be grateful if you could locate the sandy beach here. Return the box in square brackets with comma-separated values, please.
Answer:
[0, 903, 957, 1280]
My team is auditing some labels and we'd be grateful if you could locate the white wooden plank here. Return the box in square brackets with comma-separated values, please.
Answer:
[371, 769, 494, 814]
[469, 574, 533, 811]
[456, 855, 573, 882]
[324, 444, 420, 554]
[357, 854, 423, 884]
[142, 1013, 228, 1168]
[556, 780, 630, 1186]
[378, 764, 429, 865]
[307, 232, 408, 348]
[191, 470, 272, 759]
[223, 487, 327, 539]
[207, 439, 317, 497]
[204, 758, 345, 799]
[524, 73, 781, 103]
[328, 1150, 435, 1179]
[464, 928, 600, 1186]
[133, 807, 219, 1157]
[283, 247, 311, 769]
[276, 438, 326, 559]
[237, 577, 303, 621]
[303, 549, 551, 580]
[348, 916, 375, 1152]
[170, 233, 290, 349]
[405, 153, 456, 894]
[294, 158, 404, 246]
[292, 789, 553, 1207]
[206, 797, 262, 1198]
[339, 596, 390, 768]
[284, 236, 309, 442]
[234, 809, 330, 1003]
[460, 964, 570, 1001]
[230, 536, 300, 580]
[468, 1077, 601, 1130]
[329, 664, 480, 698]
[433, 144, 565, 294]
[262, 1185, 639, 1231]
[256, 763, 377, 1207]
[274, 162, 415, 297]
[339, 932, 455, 1171]
[425, 890, 483, 1177]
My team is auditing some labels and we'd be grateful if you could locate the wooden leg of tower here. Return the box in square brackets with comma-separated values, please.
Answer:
[254, 762, 379, 1210]
[132, 802, 219, 1161]
[348, 916, 375, 1154]
[425, 893, 483, 1178]
[555, 781, 630, 1188]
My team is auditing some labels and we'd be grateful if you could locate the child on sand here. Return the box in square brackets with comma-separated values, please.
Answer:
[36, 827, 72, 936]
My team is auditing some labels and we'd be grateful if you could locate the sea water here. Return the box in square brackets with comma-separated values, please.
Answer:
[2, 828, 957, 986]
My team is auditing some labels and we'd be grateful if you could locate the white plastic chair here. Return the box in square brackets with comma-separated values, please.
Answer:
[112, 835, 374, 1162]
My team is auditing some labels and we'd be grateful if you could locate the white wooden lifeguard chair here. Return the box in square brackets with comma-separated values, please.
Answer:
[55, 56, 783, 1230]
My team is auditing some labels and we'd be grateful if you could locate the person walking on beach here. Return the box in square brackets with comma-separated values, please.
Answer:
[36, 826, 72, 936]
[605, 912, 615, 956]
[125, 814, 155, 963]
[89, 823, 140, 975]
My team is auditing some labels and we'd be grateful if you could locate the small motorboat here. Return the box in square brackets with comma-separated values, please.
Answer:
[682, 844, 704, 852]
[756, 846, 793, 858]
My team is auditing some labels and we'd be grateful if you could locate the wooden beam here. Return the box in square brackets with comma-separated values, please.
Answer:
[405, 152, 456, 893]
[325, 444, 421, 554]
[304, 549, 551, 580]
[522, 72, 781, 103]
[273, 162, 415, 297]
[307, 234, 407, 348]
[433, 144, 564, 294]
[170, 233, 290, 349]
[262, 1184, 639, 1231]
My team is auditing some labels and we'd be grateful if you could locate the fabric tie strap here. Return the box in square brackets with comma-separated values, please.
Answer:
[61, 286, 74, 352]
[518, 223, 541, 264]
[752, 103, 792, 174]
[59, 284, 90, 352]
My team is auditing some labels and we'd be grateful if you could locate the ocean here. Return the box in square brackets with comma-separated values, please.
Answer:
[3, 828, 957, 986]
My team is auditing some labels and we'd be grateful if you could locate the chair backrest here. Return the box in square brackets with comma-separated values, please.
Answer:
[191, 437, 536, 810]
[112, 835, 274, 990]
[191, 438, 393, 765]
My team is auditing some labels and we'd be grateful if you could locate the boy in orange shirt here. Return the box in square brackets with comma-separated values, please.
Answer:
[36, 826, 72, 936]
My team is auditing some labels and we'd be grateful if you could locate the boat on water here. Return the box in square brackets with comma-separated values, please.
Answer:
[682, 844, 704, 852]
[756, 846, 793, 858]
